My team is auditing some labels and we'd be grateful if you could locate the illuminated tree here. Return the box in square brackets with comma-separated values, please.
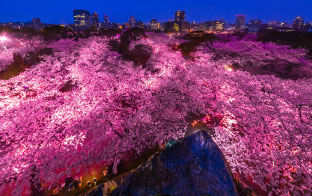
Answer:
[0, 33, 311, 195]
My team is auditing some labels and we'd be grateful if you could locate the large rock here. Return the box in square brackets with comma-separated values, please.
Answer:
[110, 130, 238, 196]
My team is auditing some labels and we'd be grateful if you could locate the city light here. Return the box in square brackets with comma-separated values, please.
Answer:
[0, 36, 8, 42]
[0, 36, 9, 50]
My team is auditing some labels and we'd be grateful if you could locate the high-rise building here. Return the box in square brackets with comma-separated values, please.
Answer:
[280, 22, 290, 28]
[137, 21, 144, 28]
[73, 9, 91, 30]
[249, 20, 262, 25]
[163, 21, 189, 33]
[91, 12, 99, 27]
[214, 20, 225, 31]
[179, 21, 190, 32]
[129, 16, 137, 27]
[150, 19, 160, 31]
[293, 16, 304, 30]
[248, 19, 262, 33]
[175, 11, 186, 22]
[32, 18, 41, 24]
[190, 21, 199, 32]
[198, 20, 225, 31]
[307, 22, 312, 31]
[103, 15, 109, 25]
[163, 21, 179, 32]
[235, 15, 246, 27]
[31, 18, 42, 29]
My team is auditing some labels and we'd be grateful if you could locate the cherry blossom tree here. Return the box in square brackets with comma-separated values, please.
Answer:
[0, 33, 311, 195]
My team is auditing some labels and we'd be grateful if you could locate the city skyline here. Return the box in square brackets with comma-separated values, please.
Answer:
[1, 0, 312, 24]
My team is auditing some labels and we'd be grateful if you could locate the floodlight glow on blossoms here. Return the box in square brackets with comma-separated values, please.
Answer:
[0, 36, 8, 42]
[224, 64, 233, 72]
[0, 36, 9, 50]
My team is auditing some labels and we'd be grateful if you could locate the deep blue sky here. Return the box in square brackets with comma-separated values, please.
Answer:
[1, 0, 311, 24]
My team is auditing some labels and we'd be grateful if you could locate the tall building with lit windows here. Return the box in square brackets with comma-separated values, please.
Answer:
[175, 11, 186, 22]
[248, 19, 262, 33]
[163, 21, 179, 32]
[293, 16, 304, 30]
[103, 15, 109, 25]
[163, 21, 189, 33]
[235, 15, 246, 27]
[150, 19, 160, 31]
[73, 9, 91, 30]
[164, 11, 189, 33]
[129, 16, 137, 27]
[91, 12, 99, 27]
[249, 20, 262, 25]
[31, 18, 42, 29]
[198, 20, 225, 31]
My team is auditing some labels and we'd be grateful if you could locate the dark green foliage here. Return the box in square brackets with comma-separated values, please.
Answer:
[24, 48, 53, 66]
[42, 25, 75, 41]
[109, 28, 152, 66]
[74, 28, 121, 40]
[177, 31, 217, 60]
[0, 53, 25, 80]
[0, 26, 41, 40]
[123, 44, 153, 66]
[178, 42, 198, 60]
[231, 31, 249, 40]
[36, 48, 54, 56]
[183, 31, 217, 44]
[121, 27, 147, 43]
[118, 28, 147, 53]
[108, 40, 120, 52]
[234, 178, 253, 196]
[99, 29, 121, 39]
[258, 30, 312, 56]
[0, 48, 53, 80]
[59, 80, 77, 93]
[83, 27, 98, 37]
[1, 25, 75, 42]
[231, 59, 305, 80]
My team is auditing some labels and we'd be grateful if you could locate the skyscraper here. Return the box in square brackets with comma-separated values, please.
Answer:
[248, 19, 262, 33]
[150, 19, 160, 31]
[91, 12, 99, 27]
[293, 16, 304, 30]
[31, 18, 42, 30]
[129, 16, 137, 27]
[199, 20, 225, 31]
[214, 20, 225, 31]
[32, 18, 41, 24]
[175, 11, 186, 22]
[73, 9, 91, 30]
[235, 15, 246, 27]
[103, 15, 109, 25]
[249, 20, 262, 25]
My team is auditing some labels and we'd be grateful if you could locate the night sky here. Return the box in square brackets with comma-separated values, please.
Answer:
[1, 0, 312, 24]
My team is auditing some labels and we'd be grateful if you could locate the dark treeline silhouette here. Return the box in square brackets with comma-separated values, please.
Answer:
[0, 26, 122, 42]
[258, 30, 312, 56]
